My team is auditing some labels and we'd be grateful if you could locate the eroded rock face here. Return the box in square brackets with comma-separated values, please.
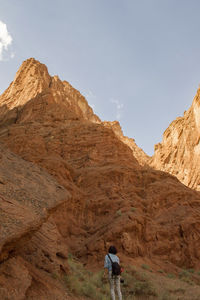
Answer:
[151, 88, 200, 191]
[0, 144, 72, 299]
[103, 121, 150, 166]
[0, 58, 100, 124]
[1, 58, 200, 299]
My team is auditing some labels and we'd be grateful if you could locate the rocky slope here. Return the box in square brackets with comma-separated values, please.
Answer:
[151, 88, 200, 191]
[1, 58, 200, 299]
[103, 120, 150, 165]
[0, 144, 73, 299]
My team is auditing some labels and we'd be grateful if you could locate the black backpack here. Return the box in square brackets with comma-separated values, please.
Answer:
[107, 254, 121, 276]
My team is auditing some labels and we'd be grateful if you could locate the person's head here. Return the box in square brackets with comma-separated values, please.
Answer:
[108, 245, 117, 254]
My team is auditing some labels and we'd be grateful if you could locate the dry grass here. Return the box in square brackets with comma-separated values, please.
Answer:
[63, 255, 110, 300]
[63, 256, 157, 299]
[57, 255, 200, 299]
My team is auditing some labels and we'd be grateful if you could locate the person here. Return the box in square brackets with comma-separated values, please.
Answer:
[104, 245, 122, 300]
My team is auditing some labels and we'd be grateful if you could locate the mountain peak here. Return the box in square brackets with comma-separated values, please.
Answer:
[0, 58, 101, 123]
[0, 58, 51, 109]
[14, 57, 50, 81]
[12, 57, 51, 90]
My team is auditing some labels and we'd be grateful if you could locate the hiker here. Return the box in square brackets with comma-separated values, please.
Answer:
[104, 245, 122, 300]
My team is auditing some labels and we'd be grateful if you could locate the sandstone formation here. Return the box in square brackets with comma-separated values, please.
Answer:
[103, 121, 150, 166]
[1, 58, 200, 299]
[151, 88, 200, 191]
[0, 144, 73, 299]
[0, 58, 100, 125]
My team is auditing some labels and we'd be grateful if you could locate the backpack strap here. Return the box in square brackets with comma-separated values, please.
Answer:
[107, 254, 114, 277]
[107, 253, 113, 264]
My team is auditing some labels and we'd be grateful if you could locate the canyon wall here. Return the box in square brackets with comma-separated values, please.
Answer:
[151, 88, 200, 191]
[1, 58, 200, 299]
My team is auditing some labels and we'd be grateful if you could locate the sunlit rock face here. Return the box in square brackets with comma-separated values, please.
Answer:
[0, 58, 100, 124]
[1, 58, 200, 299]
[151, 87, 200, 191]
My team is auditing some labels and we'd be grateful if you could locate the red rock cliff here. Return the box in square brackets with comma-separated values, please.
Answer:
[1, 58, 200, 299]
[151, 87, 200, 191]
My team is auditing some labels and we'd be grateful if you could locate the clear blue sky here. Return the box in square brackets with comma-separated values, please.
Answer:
[0, 0, 200, 155]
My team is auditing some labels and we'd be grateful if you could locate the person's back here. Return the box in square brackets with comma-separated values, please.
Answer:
[104, 246, 122, 300]
[105, 253, 119, 271]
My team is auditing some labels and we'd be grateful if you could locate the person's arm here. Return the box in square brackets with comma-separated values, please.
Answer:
[117, 255, 120, 264]
[103, 255, 108, 277]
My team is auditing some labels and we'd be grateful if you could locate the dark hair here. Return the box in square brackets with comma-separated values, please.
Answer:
[108, 246, 117, 254]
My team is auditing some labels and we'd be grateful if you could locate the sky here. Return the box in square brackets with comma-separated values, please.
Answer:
[0, 0, 200, 155]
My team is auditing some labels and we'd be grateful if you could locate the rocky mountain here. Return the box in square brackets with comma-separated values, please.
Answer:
[1, 58, 200, 299]
[0, 144, 72, 299]
[151, 88, 200, 191]
[0, 58, 100, 125]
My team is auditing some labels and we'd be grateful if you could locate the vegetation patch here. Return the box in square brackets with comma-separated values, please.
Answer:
[179, 270, 190, 279]
[60, 257, 200, 299]
[167, 273, 176, 279]
[187, 268, 195, 274]
[141, 263, 151, 271]
[116, 209, 122, 216]
[63, 256, 110, 299]
[178, 269, 195, 285]
[120, 266, 157, 299]
[63, 257, 157, 299]
[131, 207, 136, 212]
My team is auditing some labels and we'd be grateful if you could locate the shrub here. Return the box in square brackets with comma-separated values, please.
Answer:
[187, 268, 195, 273]
[167, 273, 176, 279]
[179, 270, 190, 278]
[141, 264, 150, 270]
[133, 280, 156, 296]
[67, 252, 73, 259]
[122, 266, 157, 298]
[116, 209, 122, 216]
[63, 257, 110, 299]
[82, 282, 96, 298]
